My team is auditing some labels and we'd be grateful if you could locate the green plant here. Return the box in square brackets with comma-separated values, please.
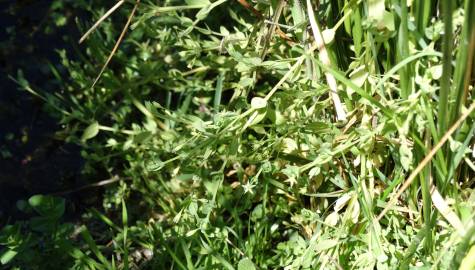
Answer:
[0, 195, 73, 269]
[8, 0, 475, 269]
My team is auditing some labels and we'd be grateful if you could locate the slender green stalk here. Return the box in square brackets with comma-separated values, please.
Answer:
[444, 0, 475, 195]
[420, 132, 432, 253]
[438, 0, 453, 140]
[413, 0, 432, 35]
[398, 0, 411, 99]
[450, 0, 475, 126]
[122, 199, 129, 270]
[214, 72, 224, 113]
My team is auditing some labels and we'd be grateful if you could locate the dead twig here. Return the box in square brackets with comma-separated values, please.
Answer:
[50, 175, 124, 196]
[92, 0, 140, 88]
[236, 0, 296, 46]
[79, 0, 125, 44]
[377, 102, 475, 221]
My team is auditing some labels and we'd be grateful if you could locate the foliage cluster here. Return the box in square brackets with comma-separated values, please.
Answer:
[2, 0, 475, 269]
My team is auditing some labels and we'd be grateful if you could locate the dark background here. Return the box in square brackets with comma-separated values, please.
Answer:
[0, 0, 90, 221]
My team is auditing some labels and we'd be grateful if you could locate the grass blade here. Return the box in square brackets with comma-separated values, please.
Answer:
[306, 0, 347, 121]
[378, 102, 475, 221]
[438, 0, 453, 139]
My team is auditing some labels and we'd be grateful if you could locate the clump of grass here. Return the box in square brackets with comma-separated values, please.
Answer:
[3, 0, 475, 269]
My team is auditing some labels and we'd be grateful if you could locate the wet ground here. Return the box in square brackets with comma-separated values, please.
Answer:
[0, 1, 89, 221]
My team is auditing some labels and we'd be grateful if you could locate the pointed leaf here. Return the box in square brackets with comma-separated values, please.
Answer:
[81, 121, 100, 142]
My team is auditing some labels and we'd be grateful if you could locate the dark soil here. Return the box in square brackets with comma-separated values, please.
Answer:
[0, 0, 91, 221]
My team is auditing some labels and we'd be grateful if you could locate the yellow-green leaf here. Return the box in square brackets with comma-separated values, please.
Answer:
[81, 121, 100, 142]
[251, 97, 267, 109]
[238, 258, 256, 270]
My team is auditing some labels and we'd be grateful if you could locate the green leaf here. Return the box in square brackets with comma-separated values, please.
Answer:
[429, 64, 443, 80]
[0, 249, 18, 265]
[121, 198, 129, 270]
[80, 226, 112, 269]
[459, 245, 475, 270]
[214, 72, 225, 112]
[250, 97, 267, 109]
[349, 65, 368, 88]
[322, 28, 335, 44]
[399, 142, 413, 171]
[121, 199, 128, 227]
[281, 138, 298, 153]
[380, 11, 395, 31]
[291, 0, 306, 27]
[237, 258, 256, 270]
[0, 225, 21, 246]
[29, 216, 57, 232]
[368, 0, 385, 24]
[81, 121, 99, 142]
[16, 200, 30, 213]
[133, 131, 152, 144]
[247, 109, 267, 127]
[28, 194, 65, 219]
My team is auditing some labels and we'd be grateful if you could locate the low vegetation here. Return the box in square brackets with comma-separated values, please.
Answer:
[2, 0, 475, 269]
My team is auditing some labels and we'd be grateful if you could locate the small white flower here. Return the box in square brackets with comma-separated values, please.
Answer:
[242, 182, 256, 194]
[285, 177, 298, 188]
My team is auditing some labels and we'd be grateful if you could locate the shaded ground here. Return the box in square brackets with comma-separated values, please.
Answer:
[0, 1, 91, 221]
